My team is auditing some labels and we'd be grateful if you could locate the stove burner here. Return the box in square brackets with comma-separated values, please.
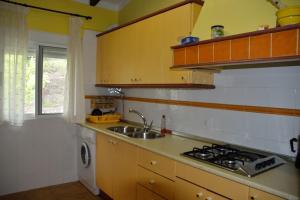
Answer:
[182, 144, 286, 177]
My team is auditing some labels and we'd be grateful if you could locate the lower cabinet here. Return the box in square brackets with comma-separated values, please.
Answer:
[249, 188, 286, 200]
[137, 184, 165, 200]
[96, 132, 138, 200]
[95, 132, 286, 200]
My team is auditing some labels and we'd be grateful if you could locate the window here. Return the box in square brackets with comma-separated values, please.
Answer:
[25, 45, 67, 115]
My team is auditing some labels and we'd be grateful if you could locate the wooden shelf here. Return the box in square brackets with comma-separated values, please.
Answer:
[171, 24, 300, 71]
[95, 83, 215, 89]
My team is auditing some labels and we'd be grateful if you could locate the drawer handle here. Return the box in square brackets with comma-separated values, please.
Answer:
[150, 160, 157, 165]
[148, 179, 155, 185]
[196, 192, 203, 198]
[250, 196, 256, 200]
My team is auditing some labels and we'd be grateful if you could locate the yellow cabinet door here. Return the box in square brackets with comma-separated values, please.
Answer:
[96, 25, 138, 84]
[113, 138, 138, 200]
[95, 133, 115, 198]
[96, 132, 138, 200]
[113, 25, 138, 84]
[96, 2, 212, 85]
[134, 13, 164, 84]
[160, 4, 195, 84]
[249, 188, 285, 200]
[137, 184, 165, 200]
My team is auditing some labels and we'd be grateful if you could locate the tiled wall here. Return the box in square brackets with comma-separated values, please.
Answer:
[118, 66, 300, 157]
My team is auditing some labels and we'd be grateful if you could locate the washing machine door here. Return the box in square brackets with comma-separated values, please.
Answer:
[80, 142, 91, 168]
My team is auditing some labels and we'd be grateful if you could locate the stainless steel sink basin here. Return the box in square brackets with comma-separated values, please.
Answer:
[107, 126, 164, 139]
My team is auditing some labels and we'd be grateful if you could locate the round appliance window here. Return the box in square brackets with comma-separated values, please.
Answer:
[81, 142, 91, 168]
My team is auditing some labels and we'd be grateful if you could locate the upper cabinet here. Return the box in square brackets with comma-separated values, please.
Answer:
[96, 0, 215, 89]
[171, 24, 300, 71]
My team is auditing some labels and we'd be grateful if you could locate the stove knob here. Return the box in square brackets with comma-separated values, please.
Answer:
[255, 163, 262, 170]
[267, 158, 275, 165]
[261, 162, 267, 168]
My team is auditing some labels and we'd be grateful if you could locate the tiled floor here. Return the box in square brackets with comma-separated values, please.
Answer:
[0, 182, 103, 200]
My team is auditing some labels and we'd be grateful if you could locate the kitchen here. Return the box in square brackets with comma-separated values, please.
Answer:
[0, 0, 300, 200]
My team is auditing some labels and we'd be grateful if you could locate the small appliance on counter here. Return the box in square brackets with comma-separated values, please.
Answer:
[182, 144, 286, 177]
[290, 135, 300, 169]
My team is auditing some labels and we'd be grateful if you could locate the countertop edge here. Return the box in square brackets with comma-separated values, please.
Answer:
[79, 123, 299, 200]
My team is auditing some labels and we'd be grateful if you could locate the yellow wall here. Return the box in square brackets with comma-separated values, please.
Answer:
[119, 0, 181, 25]
[15, 0, 118, 34]
[119, 0, 299, 40]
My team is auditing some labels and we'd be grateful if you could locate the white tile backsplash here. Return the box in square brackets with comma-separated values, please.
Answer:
[118, 66, 300, 157]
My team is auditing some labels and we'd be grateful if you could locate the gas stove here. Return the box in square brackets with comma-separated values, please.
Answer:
[182, 144, 286, 177]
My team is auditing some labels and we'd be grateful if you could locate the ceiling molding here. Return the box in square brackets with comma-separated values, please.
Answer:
[73, 0, 129, 11]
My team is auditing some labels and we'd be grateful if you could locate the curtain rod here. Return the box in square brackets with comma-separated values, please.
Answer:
[0, 0, 92, 20]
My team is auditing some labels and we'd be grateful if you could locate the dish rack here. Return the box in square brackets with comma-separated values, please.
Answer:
[86, 96, 121, 123]
[87, 113, 121, 124]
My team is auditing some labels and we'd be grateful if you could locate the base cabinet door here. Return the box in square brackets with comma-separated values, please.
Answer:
[175, 178, 229, 200]
[137, 184, 165, 200]
[113, 139, 138, 200]
[96, 132, 137, 200]
[249, 188, 286, 200]
[96, 133, 114, 197]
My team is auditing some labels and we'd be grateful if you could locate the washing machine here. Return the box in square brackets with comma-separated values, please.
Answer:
[78, 126, 99, 195]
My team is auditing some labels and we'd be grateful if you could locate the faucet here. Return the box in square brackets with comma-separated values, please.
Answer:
[129, 109, 153, 133]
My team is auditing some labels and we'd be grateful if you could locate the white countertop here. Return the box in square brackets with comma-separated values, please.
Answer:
[81, 122, 300, 200]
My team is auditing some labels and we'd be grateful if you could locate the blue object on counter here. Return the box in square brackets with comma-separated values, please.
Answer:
[181, 36, 199, 45]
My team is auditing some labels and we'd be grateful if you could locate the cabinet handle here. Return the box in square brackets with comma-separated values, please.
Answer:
[148, 179, 155, 185]
[181, 76, 186, 82]
[150, 160, 157, 165]
[196, 192, 203, 198]
[250, 196, 256, 200]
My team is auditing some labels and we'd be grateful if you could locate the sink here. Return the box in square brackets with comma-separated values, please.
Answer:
[107, 126, 164, 139]
[107, 126, 142, 134]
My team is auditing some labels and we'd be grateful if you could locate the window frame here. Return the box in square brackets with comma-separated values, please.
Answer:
[24, 44, 67, 118]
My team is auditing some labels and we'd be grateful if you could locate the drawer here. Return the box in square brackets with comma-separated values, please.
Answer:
[175, 177, 229, 200]
[138, 148, 175, 180]
[249, 188, 286, 200]
[176, 162, 249, 200]
[138, 166, 174, 200]
[137, 184, 165, 200]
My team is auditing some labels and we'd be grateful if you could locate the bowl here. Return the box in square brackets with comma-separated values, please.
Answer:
[181, 36, 199, 45]
[276, 6, 300, 26]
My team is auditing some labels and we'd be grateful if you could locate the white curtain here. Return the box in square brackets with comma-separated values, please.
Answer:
[0, 2, 28, 126]
[64, 17, 85, 123]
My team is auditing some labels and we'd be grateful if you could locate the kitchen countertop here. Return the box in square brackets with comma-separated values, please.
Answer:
[81, 122, 300, 200]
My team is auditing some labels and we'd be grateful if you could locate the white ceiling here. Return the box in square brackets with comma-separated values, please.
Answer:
[73, 0, 129, 11]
